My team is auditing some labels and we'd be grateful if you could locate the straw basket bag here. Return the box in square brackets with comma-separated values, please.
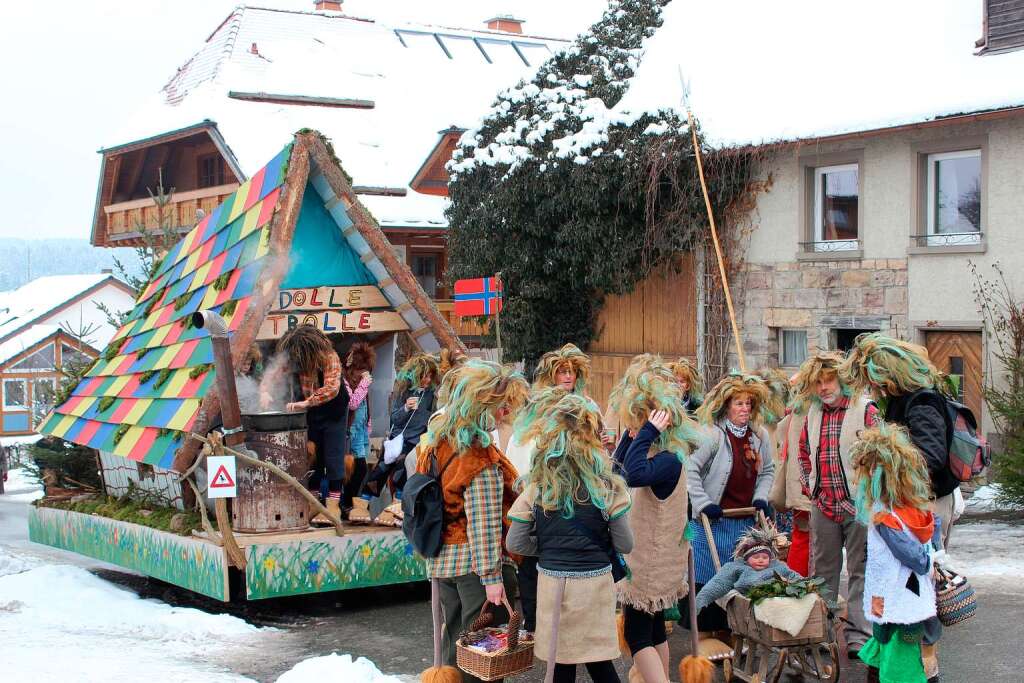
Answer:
[935, 567, 977, 626]
[456, 598, 533, 681]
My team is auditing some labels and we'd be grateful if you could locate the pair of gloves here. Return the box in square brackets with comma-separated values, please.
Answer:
[702, 499, 770, 520]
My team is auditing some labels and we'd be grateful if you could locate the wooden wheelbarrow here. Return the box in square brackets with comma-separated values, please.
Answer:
[698, 509, 840, 683]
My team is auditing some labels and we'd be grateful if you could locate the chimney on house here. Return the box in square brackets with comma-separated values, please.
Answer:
[101, 268, 113, 274]
[314, 0, 343, 11]
[485, 15, 524, 34]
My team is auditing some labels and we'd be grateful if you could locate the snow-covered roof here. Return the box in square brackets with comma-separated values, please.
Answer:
[0, 275, 124, 344]
[614, 0, 1024, 147]
[110, 6, 569, 228]
[0, 325, 61, 367]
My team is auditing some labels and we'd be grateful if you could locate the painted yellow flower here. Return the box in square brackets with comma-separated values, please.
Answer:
[360, 544, 372, 559]
[263, 556, 277, 571]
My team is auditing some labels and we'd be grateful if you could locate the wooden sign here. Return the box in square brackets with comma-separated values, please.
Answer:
[257, 310, 409, 340]
[274, 286, 389, 312]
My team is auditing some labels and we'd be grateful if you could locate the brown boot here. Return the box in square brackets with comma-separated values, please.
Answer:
[312, 497, 341, 526]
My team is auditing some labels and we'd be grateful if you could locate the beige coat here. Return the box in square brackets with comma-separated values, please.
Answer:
[768, 412, 812, 512]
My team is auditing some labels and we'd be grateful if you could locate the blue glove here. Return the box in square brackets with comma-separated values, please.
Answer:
[753, 499, 770, 513]
[703, 504, 723, 520]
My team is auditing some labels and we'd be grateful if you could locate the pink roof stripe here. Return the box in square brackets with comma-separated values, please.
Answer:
[127, 428, 158, 462]
[76, 419, 102, 445]
[109, 399, 137, 423]
[170, 339, 199, 367]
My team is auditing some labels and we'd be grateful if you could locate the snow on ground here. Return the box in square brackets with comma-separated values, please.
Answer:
[950, 520, 1024, 590]
[276, 653, 410, 683]
[3, 466, 44, 502]
[965, 484, 1024, 513]
[0, 548, 261, 682]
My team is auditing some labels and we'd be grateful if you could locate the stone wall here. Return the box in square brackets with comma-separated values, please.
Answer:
[739, 257, 909, 370]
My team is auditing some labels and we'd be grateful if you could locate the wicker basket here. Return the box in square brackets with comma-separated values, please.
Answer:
[936, 567, 977, 626]
[726, 593, 829, 646]
[456, 598, 534, 681]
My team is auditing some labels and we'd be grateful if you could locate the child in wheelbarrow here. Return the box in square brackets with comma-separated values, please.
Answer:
[693, 524, 806, 613]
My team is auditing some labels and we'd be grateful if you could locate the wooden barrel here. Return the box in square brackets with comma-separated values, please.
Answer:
[232, 427, 310, 533]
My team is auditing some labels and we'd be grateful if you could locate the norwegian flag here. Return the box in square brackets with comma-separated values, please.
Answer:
[453, 276, 503, 316]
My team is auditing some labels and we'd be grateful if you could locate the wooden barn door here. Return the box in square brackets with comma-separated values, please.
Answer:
[588, 253, 697, 415]
[925, 331, 983, 419]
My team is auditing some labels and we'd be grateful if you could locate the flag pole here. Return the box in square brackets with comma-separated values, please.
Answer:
[679, 71, 747, 374]
[494, 272, 503, 355]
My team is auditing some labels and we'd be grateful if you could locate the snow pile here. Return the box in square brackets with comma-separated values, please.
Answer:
[0, 545, 39, 578]
[276, 653, 406, 683]
[965, 485, 1024, 513]
[0, 562, 263, 681]
[2, 467, 43, 502]
[949, 521, 1024, 590]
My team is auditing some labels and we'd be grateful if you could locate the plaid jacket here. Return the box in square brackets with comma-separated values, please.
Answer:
[798, 397, 880, 521]
[425, 464, 506, 585]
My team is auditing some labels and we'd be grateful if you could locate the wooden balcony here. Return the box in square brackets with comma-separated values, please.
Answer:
[435, 300, 491, 339]
[103, 183, 239, 243]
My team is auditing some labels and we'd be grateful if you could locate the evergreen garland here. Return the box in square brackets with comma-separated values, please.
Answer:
[446, 0, 757, 366]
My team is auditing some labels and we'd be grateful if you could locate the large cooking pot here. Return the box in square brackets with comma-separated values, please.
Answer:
[241, 410, 307, 433]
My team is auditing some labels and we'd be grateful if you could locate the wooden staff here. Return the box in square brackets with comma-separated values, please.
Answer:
[189, 432, 345, 536]
[680, 74, 748, 374]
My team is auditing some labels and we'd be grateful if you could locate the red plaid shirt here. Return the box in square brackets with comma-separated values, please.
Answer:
[798, 397, 880, 521]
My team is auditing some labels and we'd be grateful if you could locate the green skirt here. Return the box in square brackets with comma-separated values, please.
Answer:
[859, 628, 926, 683]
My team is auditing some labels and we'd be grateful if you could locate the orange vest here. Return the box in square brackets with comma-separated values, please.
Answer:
[417, 439, 519, 552]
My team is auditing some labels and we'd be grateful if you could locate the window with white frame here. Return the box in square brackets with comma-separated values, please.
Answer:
[926, 149, 981, 246]
[3, 378, 27, 410]
[813, 164, 859, 251]
[779, 329, 808, 367]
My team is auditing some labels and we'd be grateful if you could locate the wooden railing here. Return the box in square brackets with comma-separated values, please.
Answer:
[103, 183, 239, 241]
[434, 300, 490, 338]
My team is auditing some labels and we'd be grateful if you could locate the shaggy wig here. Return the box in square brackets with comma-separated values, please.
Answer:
[513, 386, 573, 445]
[789, 351, 852, 416]
[276, 324, 333, 377]
[394, 353, 441, 395]
[755, 367, 791, 426]
[607, 354, 702, 463]
[696, 371, 771, 426]
[668, 357, 704, 400]
[533, 343, 591, 393]
[344, 341, 376, 386]
[732, 520, 786, 561]
[523, 390, 627, 517]
[840, 332, 943, 399]
[437, 347, 468, 376]
[424, 360, 529, 455]
[850, 422, 932, 523]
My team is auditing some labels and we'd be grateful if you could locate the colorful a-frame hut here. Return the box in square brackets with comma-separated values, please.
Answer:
[29, 130, 463, 601]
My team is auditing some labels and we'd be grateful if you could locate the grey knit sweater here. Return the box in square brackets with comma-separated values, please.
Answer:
[695, 559, 804, 611]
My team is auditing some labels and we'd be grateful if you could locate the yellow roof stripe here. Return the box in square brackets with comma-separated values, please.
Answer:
[124, 398, 153, 425]
[50, 413, 77, 438]
[238, 201, 264, 240]
[189, 262, 213, 292]
[107, 375, 133, 396]
[113, 426, 146, 457]
[228, 180, 252, 222]
[69, 396, 98, 417]
[167, 399, 200, 431]
[162, 368, 190, 397]
[153, 343, 183, 370]
[149, 324, 172, 348]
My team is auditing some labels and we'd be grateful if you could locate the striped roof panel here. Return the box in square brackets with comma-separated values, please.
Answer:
[38, 144, 292, 467]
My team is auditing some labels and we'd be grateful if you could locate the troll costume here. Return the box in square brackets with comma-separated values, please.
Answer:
[506, 392, 632, 674]
[842, 333, 959, 545]
[416, 360, 529, 679]
[533, 343, 591, 393]
[851, 424, 942, 683]
[668, 357, 704, 415]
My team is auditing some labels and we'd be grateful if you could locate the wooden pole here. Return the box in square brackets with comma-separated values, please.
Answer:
[684, 105, 748, 374]
[494, 271, 503, 354]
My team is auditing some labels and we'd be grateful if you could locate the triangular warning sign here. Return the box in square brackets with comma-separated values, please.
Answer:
[210, 464, 236, 488]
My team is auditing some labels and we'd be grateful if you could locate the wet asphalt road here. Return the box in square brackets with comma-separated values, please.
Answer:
[107, 519, 1022, 683]
[4, 480, 1020, 682]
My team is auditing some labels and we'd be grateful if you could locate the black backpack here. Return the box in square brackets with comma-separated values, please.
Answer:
[401, 450, 454, 558]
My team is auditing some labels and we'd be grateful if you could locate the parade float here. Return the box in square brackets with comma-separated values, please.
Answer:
[30, 130, 464, 601]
